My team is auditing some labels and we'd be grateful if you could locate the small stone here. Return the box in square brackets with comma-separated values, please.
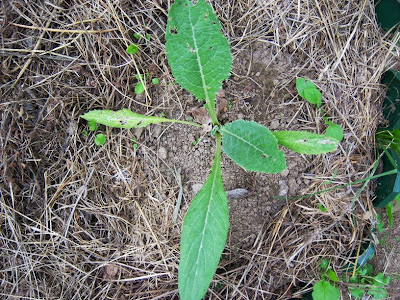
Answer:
[158, 146, 167, 160]
[192, 183, 203, 194]
[269, 120, 280, 130]
[237, 112, 244, 119]
[152, 125, 162, 138]
[255, 71, 261, 77]
[278, 180, 289, 196]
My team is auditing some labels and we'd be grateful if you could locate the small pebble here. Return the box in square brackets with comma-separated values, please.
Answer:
[192, 183, 203, 194]
[158, 146, 167, 160]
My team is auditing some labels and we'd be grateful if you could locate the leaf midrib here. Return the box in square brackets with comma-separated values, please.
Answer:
[189, 5, 209, 103]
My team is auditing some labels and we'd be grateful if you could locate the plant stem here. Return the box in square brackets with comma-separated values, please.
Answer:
[205, 98, 219, 126]
[215, 131, 222, 163]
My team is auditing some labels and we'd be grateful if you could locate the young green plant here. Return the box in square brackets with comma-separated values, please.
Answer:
[81, 1, 341, 299]
[312, 259, 340, 300]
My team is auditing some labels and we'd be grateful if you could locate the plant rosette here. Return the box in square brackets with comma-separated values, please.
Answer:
[81, 1, 341, 299]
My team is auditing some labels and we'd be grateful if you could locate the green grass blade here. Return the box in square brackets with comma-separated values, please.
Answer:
[179, 133, 229, 300]
[165, 0, 232, 124]
[273, 131, 338, 154]
[220, 120, 286, 173]
[81, 109, 200, 128]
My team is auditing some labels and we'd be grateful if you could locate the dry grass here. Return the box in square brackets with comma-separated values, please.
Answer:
[1, 0, 399, 299]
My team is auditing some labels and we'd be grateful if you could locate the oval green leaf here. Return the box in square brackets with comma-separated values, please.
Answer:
[220, 120, 286, 173]
[135, 82, 145, 94]
[94, 133, 106, 146]
[179, 152, 229, 300]
[165, 0, 232, 107]
[126, 44, 139, 55]
[326, 123, 344, 142]
[312, 280, 340, 300]
[273, 131, 338, 154]
[326, 269, 339, 282]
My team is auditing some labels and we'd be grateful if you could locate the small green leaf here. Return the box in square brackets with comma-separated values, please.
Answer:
[367, 286, 388, 299]
[376, 213, 385, 232]
[133, 32, 141, 39]
[94, 133, 106, 146]
[349, 287, 365, 299]
[318, 203, 328, 212]
[192, 137, 201, 146]
[386, 201, 394, 227]
[135, 82, 145, 94]
[146, 33, 151, 41]
[82, 129, 88, 136]
[326, 269, 339, 282]
[165, 0, 232, 110]
[179, 151, 229, 300]
[152, 77, 159, 85]
[312, 280, 340, 300]
[371, 273, 391, 286]
[326, 123, 344, 142]
[273, 131, 338, 154]
[296, 78, 322, 107]
[82, 109, 171, 129]
[126, 44, 139, 54]
[220, 120, 286, 173]
[88, 120, 98, 131]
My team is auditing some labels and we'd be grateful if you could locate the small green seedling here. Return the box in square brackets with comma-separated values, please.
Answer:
[88, 120, 98, 131]
[312, 259, 340, 300]
[313, 258, 391, 300]
[132, 137, 138, 149]
[126, 44, 139, 55]
[192, 137, 201, 146]
[318, 203, 328, 212]
[296, 78, 344, 142]
[94, 133, 106, 146]
[346, 263, 391, 299]
[133, 74, 159, 95]
[296, 78, 322, 107]
[81, 1, 341, 299]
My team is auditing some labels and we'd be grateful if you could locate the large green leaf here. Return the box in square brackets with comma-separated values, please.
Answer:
[81, 109, 198, 128]
[273, 131, 338, 154]
[179, 149, 229, 300]
[312, 280, 340, 300]
[220, 120, 286, 173]
[165, 0, 232, 108]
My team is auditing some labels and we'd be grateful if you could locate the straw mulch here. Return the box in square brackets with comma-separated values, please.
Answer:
[1, 0, 399, 299]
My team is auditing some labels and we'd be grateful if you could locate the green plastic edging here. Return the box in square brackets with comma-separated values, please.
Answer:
[375, 0, 400, 30]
